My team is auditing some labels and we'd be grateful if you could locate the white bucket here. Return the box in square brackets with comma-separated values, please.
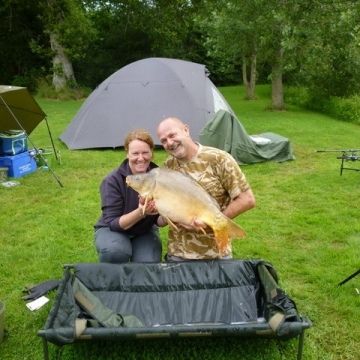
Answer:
[0, 300, 5, 345]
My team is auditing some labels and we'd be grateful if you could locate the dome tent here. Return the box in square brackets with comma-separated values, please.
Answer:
[59, 57, 235, 150]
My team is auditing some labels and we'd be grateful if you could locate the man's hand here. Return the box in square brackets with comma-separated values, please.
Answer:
[178, 216, 207, 232]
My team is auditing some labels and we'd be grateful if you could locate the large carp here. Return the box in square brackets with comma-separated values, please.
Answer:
[126, 167, 246, 251]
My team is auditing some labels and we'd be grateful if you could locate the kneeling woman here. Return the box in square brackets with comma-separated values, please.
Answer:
[94, 129, 167, 263]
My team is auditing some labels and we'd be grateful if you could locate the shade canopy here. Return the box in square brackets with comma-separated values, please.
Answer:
[0, 86, 46, 135]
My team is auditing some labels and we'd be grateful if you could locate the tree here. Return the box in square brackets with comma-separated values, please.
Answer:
[204, 1, 261, 98]
[259, 0, 289, 109]
[39, 0, 96, 91]
[146, 0, 205, 62]
[72, 0, 156, 88]
[197, 0, 360, 108]
[288, 0, 360, 97]
[0, 1, 46, 91]
[4, 0, 360, 101]
[197, 0, 290, 108]
[75, 0, 206, 88]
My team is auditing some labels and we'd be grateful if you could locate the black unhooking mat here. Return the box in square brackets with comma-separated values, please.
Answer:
[38, 260, 312, 360]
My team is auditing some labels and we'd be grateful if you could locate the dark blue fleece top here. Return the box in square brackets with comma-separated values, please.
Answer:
[94, 159, 159, 236]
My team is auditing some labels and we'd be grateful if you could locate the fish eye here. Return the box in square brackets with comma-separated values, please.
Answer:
[135, 175, 140, 180]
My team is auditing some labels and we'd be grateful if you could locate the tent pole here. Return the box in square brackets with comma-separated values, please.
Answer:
[44, 117, 59, 162]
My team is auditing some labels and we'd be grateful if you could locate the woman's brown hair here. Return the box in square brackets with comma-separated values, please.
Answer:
[124, 129, 155, 153]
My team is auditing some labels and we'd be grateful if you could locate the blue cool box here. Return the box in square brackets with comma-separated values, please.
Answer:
[0, 150, 37, 178]
[0, 130, 28, 156]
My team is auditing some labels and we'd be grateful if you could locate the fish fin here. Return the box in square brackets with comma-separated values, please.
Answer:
[143, 195, 149, 215]
[166, 217, 178, 231]
[227, 218, 247, 239]
[198, 226, 206, 235]
[213, 227, 229, 251]
[143, 194, 154, 215]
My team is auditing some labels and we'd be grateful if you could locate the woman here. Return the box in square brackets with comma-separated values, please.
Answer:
[94, 129, 166, 263]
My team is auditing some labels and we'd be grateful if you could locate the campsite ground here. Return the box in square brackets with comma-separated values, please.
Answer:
[0, 84, 359, 360]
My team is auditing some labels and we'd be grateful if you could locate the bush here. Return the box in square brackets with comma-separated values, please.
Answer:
[285, 86, 360, 125]
[36, 77, 92, 100]
[12, 68, 46, 93]
[284, 86, 309, 107]
[330, 96, 360, 124]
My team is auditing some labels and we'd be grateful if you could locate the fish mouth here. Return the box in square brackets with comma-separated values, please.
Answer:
[125, 177, 130, 186]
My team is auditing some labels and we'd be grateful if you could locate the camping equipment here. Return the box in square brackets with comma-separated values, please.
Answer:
[36, 148, 54, 168]
[59, 57, 236, 150]
[38, 260, 312, 360]
[199, 110, 295, 164]
[0, 86, 63, 186]
[0, 129, 28, 156]
[21, 280, 60, 301]
[316, 149, 360, 175]
[0, 149, 37, 178]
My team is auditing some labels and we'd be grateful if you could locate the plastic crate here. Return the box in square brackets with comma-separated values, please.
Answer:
[0, 150, 37, 178]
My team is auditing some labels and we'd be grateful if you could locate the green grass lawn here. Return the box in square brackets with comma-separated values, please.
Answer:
[0, 84, 359, 359]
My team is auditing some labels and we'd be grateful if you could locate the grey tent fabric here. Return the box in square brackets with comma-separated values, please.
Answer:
[199, 110, 295, 165]
[59, 58, 235, 150]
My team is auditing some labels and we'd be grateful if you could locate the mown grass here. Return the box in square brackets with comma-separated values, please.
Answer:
[0, 84, 359, 359]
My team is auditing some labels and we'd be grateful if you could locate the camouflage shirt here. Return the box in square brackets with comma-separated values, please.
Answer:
[163, 144, 250, 259]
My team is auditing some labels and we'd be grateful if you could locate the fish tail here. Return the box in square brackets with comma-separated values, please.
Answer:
[212, 217, 246, 251]
[213, 227, 229, 251]
[226, 218, 247, 239]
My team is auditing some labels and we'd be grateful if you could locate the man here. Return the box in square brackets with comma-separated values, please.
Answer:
[157, 117, 256, 261]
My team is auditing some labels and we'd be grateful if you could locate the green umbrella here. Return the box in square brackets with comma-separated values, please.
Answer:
[0, 85, 63, 187]
[0, 85, 46, 134]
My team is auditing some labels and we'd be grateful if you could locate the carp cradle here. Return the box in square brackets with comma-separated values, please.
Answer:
[38, 260, 312, 359]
